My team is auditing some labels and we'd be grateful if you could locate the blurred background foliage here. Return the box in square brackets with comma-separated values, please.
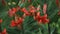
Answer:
[0, 0, 60, 34]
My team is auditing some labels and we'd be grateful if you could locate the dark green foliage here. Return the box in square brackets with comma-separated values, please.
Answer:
[0, 0, 60, 34]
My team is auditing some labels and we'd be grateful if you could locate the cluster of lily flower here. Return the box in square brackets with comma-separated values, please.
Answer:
[0, 4, 49, 34]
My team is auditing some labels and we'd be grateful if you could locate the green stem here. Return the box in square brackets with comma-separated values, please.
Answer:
[48, 23, 50, 34]
[0, 24, 2, 32]
[22, 24, 25, 34]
